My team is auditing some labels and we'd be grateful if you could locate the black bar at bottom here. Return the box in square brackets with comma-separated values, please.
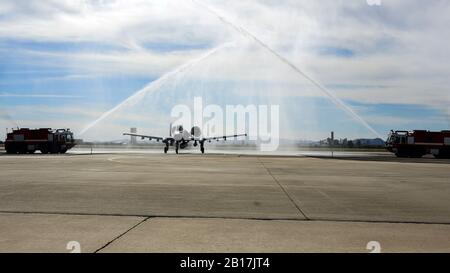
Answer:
[0, 253, 447, 272]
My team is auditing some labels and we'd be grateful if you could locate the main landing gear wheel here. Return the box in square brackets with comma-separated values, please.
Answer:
[200, 147, 205, 154]
[164, 146, 168, 154]
[175, 142, 179, 154]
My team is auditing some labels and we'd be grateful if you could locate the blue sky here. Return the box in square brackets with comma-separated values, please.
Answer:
[0, 0, 449, 141]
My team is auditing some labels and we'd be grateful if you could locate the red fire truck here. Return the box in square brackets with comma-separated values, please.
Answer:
[5, 128, 76, 154]
[386, 130, 450, 158]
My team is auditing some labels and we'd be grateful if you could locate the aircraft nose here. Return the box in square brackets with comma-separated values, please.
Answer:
[182, 130, 191, 139]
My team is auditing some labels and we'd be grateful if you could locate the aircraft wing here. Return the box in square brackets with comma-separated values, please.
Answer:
[123, 133, 164, 141]
[200, 133, 247, 142]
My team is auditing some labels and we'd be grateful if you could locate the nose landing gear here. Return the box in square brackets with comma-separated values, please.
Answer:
[200, 140, 205, 154]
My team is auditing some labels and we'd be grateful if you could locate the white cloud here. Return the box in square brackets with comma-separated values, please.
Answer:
[3, 46, 209, 77]
[0, 0, 230, 45]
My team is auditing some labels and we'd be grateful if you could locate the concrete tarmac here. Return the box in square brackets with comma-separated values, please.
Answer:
[0, 152, 449, 252]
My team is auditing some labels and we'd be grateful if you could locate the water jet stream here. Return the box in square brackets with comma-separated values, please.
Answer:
[192, 0, 382, 138]
[80, 42, 233, 135]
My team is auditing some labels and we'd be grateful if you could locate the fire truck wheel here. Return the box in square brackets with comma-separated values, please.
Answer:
[60, 149, 67, 154]
[28, 150, 36, 154]
[40, 148, 49, 154]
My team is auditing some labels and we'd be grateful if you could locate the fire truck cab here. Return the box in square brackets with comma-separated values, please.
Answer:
[386, 130, 450, 158]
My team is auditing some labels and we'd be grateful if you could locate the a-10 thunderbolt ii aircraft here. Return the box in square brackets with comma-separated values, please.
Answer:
[123, 125, 247, 154]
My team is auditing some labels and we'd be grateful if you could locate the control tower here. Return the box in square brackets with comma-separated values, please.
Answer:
[130, 128, 137, 145]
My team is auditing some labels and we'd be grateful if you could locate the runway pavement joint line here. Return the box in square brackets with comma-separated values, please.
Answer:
[94, 216, 151, 253]
[1, 211, 450, 226]
[257, 157, 310, 220]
